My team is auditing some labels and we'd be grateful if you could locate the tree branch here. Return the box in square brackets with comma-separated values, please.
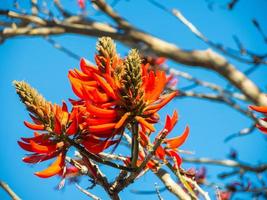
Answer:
[1, 6, 266, 107]
[183, 157, 267, 173]
[0, 181, 21, 200]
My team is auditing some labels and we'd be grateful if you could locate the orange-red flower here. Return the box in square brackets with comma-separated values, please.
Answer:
[68, 38, 178, 152]
[15, 37, 187, 180]
[250, 105, 267, 134]
[18, 102, 79, 178]
[136, 111, 189, 171]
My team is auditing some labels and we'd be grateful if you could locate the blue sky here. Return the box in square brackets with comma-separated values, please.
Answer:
[0, 0, 267, 199]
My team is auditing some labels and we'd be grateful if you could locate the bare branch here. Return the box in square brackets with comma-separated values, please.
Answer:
[183, 176, 211, 200]
[183, 157, 267, 173]
[155, 168, 191, 200]
[0, 181, 21, 200]
[76, 184, 101, 200]
[1, 8, 266, 106]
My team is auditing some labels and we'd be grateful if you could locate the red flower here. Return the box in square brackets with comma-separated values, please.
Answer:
[68, 37, 178, 152]
[18, 102, 79, 178]
[137, 111, 189, 171]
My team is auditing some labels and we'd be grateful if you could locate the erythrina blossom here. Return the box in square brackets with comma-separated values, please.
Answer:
[15, 37, 189, 181]
[138, 111, 189, 171]
[68, 37, 178, 149]
[249, 104, 267, 134]
[14, 81, 80, 178]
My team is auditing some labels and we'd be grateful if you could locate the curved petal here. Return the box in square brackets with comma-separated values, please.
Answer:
[35, 153, 64, 178]
[24, 121, 45, 131]
[249, 105, 267, 113]
[165, 126, 189, 149]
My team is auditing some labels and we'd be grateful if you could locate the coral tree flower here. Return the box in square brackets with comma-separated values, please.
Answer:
[15, 37, 189, 180]
[14, 81, 79, 178]
[138, 111, 189, 171]
[68, 37, 178, 149]
[250, 105, 267, 134]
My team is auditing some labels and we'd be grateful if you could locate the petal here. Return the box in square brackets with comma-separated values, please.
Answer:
[88, 123, 116, 133]
[18, 141, 34, 152]
[256, 124, 267, 134]
[66, 117, 78, 136]
[53, 116, 62, 134]
[155, 145, 165, 160]
[24, 121, 45, 131]
[86, 117, 116, 126]
[114, 112, 130, 129]
[139, 131, 150, 147]
[166, 149, 182, 169]
[144, 91, 178, 114]
[165, 126, 189, 149]
[86, 103, 117, 118]
[30, 140, 58, 154]
[164, 110, 178, 133]
[82, 139, 118, 154]
[35, 153, 64, 178]
[23, 151, 60, 163]
[249, 105, 267, 114]
[135, 116, 155, 132]
[21, 133, 47, 143]
[80, 58, 99, 75]
[93, 73, 117, 100]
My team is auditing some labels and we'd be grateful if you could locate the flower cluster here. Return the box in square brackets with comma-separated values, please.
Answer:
[250, 104, 267, 134]
[14, 81, 80, 178]
[15, 37, 189, 179]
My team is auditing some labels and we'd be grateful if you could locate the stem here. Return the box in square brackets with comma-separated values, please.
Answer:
[131, 122, 139, 168]
[66, 137, 134, 172]
[0, 181, 21, 200]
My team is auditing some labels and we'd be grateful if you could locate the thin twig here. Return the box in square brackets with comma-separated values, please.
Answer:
[183, 157, 267, 173]
[66, 137, 134, 172]
[0, 181, 21, 200]
[76, 184, 101, 200]
[183, 176, 211, 200]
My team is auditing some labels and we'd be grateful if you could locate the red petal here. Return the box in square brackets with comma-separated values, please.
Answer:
[30, 140, 58, 154]
[249, 105, 267, 113]
[166, 149, 182, 169]
[24, 121, 45, 131]
[23, 151, 59, 163]
[135, 116, 155, 132]
[35, 153, 64, 178]
[86, 103, 117, 118]
[165, 126, 189, 149]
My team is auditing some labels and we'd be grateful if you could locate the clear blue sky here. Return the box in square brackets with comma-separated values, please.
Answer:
[0, 0, 267, 199]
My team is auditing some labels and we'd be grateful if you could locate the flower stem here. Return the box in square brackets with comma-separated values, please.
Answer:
[131, 122, 139, 168]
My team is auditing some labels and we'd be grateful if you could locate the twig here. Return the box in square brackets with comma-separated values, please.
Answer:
[130, 185, 167, 195]
[227, 0, 239, 10]
[155, 183, 164, 200]
[1, 8, 266, 107]
[224, 124, 256, 142]
[92, 0, 131, 29]
[131, 122, 139, 168]
[99, 152, 127, 161]
[252, 19, 267, 43]
[183, 176, 211, 200]
[0, 181, 21, 200]
[44, 36, 81, 61]
[169, 68, 247, 101]
[155, 168, 191, 200]
[183, 157, 267, 173]
[112, 130, 169, 194]
[148, 0, 267, 66]
[76, 184, 101, 200]
[66, 137, 134, 172]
